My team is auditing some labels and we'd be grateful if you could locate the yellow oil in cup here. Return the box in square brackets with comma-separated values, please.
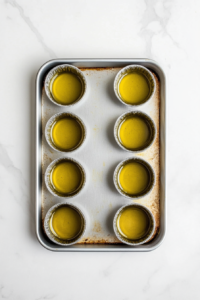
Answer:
[49, 205, 83, 240]
[51, 161, 83, 195]
[119, 115, 150, 151]
[117, 206, 150, 240]
[119, 162, 150, 195]
[51, 117, 83, 151]
[119, 72, 150, 105]
[51, 72, 83, 105]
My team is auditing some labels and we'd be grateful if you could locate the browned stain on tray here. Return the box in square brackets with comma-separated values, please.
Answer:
[78, 237, 122, 244]
[135, 72, 160, 242]
[42, 153, 52, 171]
[93, 221, 102, 233]
[79, 67, 123, 72]
[78, 239, 122, 245]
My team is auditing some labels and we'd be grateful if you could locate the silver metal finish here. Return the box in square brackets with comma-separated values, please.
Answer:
[36, 59, 166, 252]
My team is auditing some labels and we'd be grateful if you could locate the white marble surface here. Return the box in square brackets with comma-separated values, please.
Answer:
[0, 0, 200, 299]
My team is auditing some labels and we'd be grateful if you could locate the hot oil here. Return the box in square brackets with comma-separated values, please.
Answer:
[50, 206, 82, 240]
[119, 116, 151, 150]
[119, 72, 150, 105]
[51, 72, 83, 105]
[117, 206, 150, 240]
[51, 117, 83, 151]
[51, 161, 83, 195]
[119, 162, 150, 195]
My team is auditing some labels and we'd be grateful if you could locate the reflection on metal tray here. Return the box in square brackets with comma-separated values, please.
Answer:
[36, 59, 166, 252]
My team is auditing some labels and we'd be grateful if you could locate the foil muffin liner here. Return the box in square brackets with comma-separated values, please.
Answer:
[44, 202, 87, 246]
[45, 157, 86, 199]
[113, 157, 155, 199]
[114, 65, 156, 107]
[114, 110, 157, 153]
[113, 203, 155, 246]
[45, 112, 87, 153]
[44, 64, 88, 107]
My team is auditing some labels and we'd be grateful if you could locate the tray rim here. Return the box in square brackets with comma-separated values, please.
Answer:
[35, 58, 167, 252]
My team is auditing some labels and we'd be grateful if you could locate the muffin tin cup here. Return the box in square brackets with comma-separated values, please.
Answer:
[114, 65, 156, 108]
[44, 64, 88, 107]
[45, 112, 87, 153]
[114, 110, 157, 153]
[113, 157, 156, 200]
[113, 203, 155, 246]
[45, 157, 86, 199]
[44, 202, 87, 246]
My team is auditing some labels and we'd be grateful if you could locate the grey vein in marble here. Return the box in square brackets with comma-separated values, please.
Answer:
[102, 253, 123, 277]
[0, 144, 28, 208]
[0, 285, 13, 299]
[36, 294, 56, 300]
[143, 266, 162, 292]
[140, 0, 182, 57]
[5, 0, 56, 58]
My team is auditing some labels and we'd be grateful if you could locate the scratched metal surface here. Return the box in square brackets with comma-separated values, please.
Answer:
[41, 66, 160, 245]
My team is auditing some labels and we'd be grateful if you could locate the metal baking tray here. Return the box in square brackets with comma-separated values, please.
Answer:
[35, 59, 166, 252]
